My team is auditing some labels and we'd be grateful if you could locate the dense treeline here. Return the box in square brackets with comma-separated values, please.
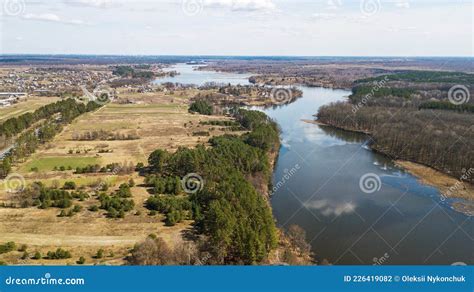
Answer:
[144, 108, 279, 264]
[317, 102, 474, 182]
[317, 70, 474, 182]
[352, 85, 414, 99]
[419, 101, 474, 113]
[0, 99, 103, 177]
[351, 71, 473, 109]
[11, 121, 62, 162]
[356, 70, 474, 84]
[112, 65, 154, 79]
[0, 99, 99, 138]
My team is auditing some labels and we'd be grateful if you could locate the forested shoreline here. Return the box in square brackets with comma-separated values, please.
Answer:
[137, 107, 279, 264]
[317, 71, 474, 184]
[130, 104, 313, 265]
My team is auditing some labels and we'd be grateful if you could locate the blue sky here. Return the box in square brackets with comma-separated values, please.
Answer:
[0, 0, 472, 56]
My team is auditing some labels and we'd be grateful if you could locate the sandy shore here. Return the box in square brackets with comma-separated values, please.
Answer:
[395, 160, 474, 216]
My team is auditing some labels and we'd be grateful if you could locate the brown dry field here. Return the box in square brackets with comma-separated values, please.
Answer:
[38, 89, 233, 165]
[0, 88, 240, 265]
[0, 96, 61, 123]
[0, 175, 193, 266]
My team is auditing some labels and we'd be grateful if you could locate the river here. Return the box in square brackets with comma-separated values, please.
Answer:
[156, 64, 473, 265]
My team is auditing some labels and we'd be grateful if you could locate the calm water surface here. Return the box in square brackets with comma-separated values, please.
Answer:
[156, 63, 252, 85]
[157, 64, 473, 265]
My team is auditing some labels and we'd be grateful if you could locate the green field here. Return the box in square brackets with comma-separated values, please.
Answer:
[19, 156, 101, 172]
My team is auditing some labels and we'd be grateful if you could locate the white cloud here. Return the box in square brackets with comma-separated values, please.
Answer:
[2, 0, 470, 56]
[22, 13, 85, 25]
[326, 0, 342, 10]
[304, 199, 356, 217]
[63, 0, 121, 9]
[386, 25, 417, 33]
[23, 13, 60, 22]
[393, 0, 410, 9]
[204, 0, 276, 12]
[312, 12, 337, 20]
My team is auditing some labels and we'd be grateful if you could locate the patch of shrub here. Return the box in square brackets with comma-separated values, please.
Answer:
[46, 248, 71, 259]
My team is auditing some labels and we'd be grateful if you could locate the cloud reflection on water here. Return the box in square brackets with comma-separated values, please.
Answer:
[304, 199, 357, 217]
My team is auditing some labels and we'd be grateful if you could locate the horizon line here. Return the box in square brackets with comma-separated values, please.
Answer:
[1, 54, 473, 59]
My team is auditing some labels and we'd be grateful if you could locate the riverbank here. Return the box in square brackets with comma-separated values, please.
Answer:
[301, 119, 371, 135]
[249, 117, 314, 265]
[309, 119, 474, 214]
[395, 161, 474, 200]
[395, 161, 474, 211]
